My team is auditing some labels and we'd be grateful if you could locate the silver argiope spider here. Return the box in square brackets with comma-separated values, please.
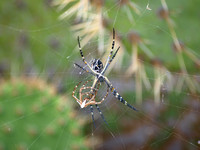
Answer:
[73, 28, 137, 125]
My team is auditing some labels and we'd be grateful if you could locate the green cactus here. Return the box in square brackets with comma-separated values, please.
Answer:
[0, 78, 88, 150]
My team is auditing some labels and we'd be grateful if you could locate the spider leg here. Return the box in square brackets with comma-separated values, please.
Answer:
[88, 80, 100, 98]
[74, 63, 95, 76]
[90, 78, 98, 93]
[90, 105, 95, 128]
[72, 81, 82, 105]
[102, 46, 120, 75]
[109, 46, 120, 64]
[77, 36, 98, 74]
[82, 80, 92, 87]
[90, 79, 108, 100]
[104, 77, 138, 111]
[112, 88, 138, 111]
[95, 104, 109, 126]
[101, 28, 115, 75]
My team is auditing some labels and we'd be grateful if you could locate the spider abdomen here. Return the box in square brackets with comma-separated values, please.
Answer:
[92, 59, 103, 73]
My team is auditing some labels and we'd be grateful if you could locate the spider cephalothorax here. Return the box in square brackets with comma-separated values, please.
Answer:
[91, 59, 103, 73]
[73, 28, 137, 126]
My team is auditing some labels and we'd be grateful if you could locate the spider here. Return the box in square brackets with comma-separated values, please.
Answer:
[73, 28, 137, 125]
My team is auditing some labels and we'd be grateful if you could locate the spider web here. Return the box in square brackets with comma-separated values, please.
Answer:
[0, 0, 200, 150]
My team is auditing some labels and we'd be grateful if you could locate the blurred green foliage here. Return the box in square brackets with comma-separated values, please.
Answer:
[0, 78, 87, 149]
[0, 0, 75, 77]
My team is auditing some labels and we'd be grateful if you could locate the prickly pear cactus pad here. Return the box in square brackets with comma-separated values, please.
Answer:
[0, 78, 87, 150]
